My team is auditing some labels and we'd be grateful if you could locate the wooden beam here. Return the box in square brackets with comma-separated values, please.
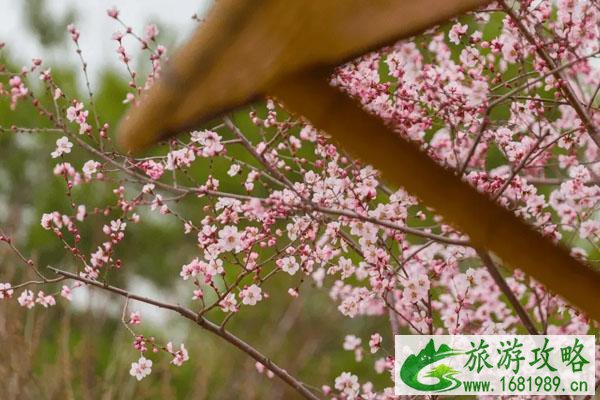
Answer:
[117, 0, 489, 153]
[269, 70, 600, 321]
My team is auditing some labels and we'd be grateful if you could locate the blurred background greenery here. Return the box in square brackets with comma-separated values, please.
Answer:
[0, 1, 389, 399]
[3, 2, 594, 399]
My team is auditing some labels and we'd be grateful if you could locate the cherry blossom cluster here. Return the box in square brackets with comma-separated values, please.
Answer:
[0, 1, 599, 399]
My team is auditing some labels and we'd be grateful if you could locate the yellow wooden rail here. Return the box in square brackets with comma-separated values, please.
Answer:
[117, 0, 600, 320]
[118, 0, 489, 151]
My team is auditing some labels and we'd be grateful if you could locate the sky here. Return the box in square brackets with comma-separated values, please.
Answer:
[0, 0, 212, 82]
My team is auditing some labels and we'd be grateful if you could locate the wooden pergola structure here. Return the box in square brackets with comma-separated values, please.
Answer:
[117, 0, 600, 320]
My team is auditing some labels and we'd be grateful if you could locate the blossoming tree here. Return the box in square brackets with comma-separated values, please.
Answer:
[0, 1, 599, 398]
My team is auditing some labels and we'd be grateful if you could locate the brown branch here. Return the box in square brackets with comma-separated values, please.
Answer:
[46, 266, 321, 400]
[492, 129, 550, 201]
[525, 176, 600, 186]
[63, 123, 471, 248]
[311, 205, 469, 246]
[224, 117, 468, 246]
[477, 250, 539, 335]
[222, 116, 291, 188]
[68, 132, 260, 203]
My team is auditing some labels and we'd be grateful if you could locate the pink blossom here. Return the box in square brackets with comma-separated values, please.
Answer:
[206, 258, 224, 276]
[51, 136, 73, 158]
[338, 296, 359, 318]
[240, 284, 262, 306]
[191, 130, 224, 157]
[374, 357, 389, 374]
[67, 24, 80, 42]
[368, 333, 382, 354]
[112, 31, 124, 41]
[579, 220, 599, 239]
[165, 147, 195, 170]
[36, 291, 56, 307]
[90, 246, 109, 268]
[334, 372, 359, 399]
[299, 125, 318, 142]
[66, 101, 88, 123]
[219, 293, 238, 312]
[41, 213, 54, 230]
[402, 273, 430, 303]
[122, 92, 135, 104]
[17, 290, 35, 309]
[53, 162, 77, 177]
[217, 225, 242, 252]
[0, 283, 14, 299]
[106, 7, 119, 18]
[276, 256, 299, 275]
[150, 194, 168, 214]
[60, 285, 72, 301]
[144, 24, 159, 41]
[129, 311, 141, 325]
[76, 205, 86, 221]
[448, 23, 468, 44]
[139, 160, 164, 179]
[133, 336, 147, 352]
[129, 356, 152, 381]
[255, 362, 275, 378]
[142, 183, 155, 193]
[180, 258, 203, 280]
[342, 335, 361, 351]
[8, 75, 28, 109]
[166, 342, 189, 366]
[227, 164, 240, 176]
[192, 289, 203, 300]
[82, 160, 100, 179]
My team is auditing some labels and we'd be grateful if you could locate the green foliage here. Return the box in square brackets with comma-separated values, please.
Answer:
[23, 0, 77, 47]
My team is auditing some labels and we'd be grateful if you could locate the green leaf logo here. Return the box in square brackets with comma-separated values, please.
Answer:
[400, 339, 463, 392]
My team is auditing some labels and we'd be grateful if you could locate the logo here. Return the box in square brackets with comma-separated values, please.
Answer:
[399, 339, 464, 392]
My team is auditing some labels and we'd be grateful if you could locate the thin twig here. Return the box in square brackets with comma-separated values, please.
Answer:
[501, 0, 600, 148]
[46, 266, 321, 400]
[477, 250, 539, 335]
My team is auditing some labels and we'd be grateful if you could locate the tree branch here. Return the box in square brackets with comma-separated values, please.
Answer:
[477, 250, 539, 335]
[46, 266, 321, 400]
